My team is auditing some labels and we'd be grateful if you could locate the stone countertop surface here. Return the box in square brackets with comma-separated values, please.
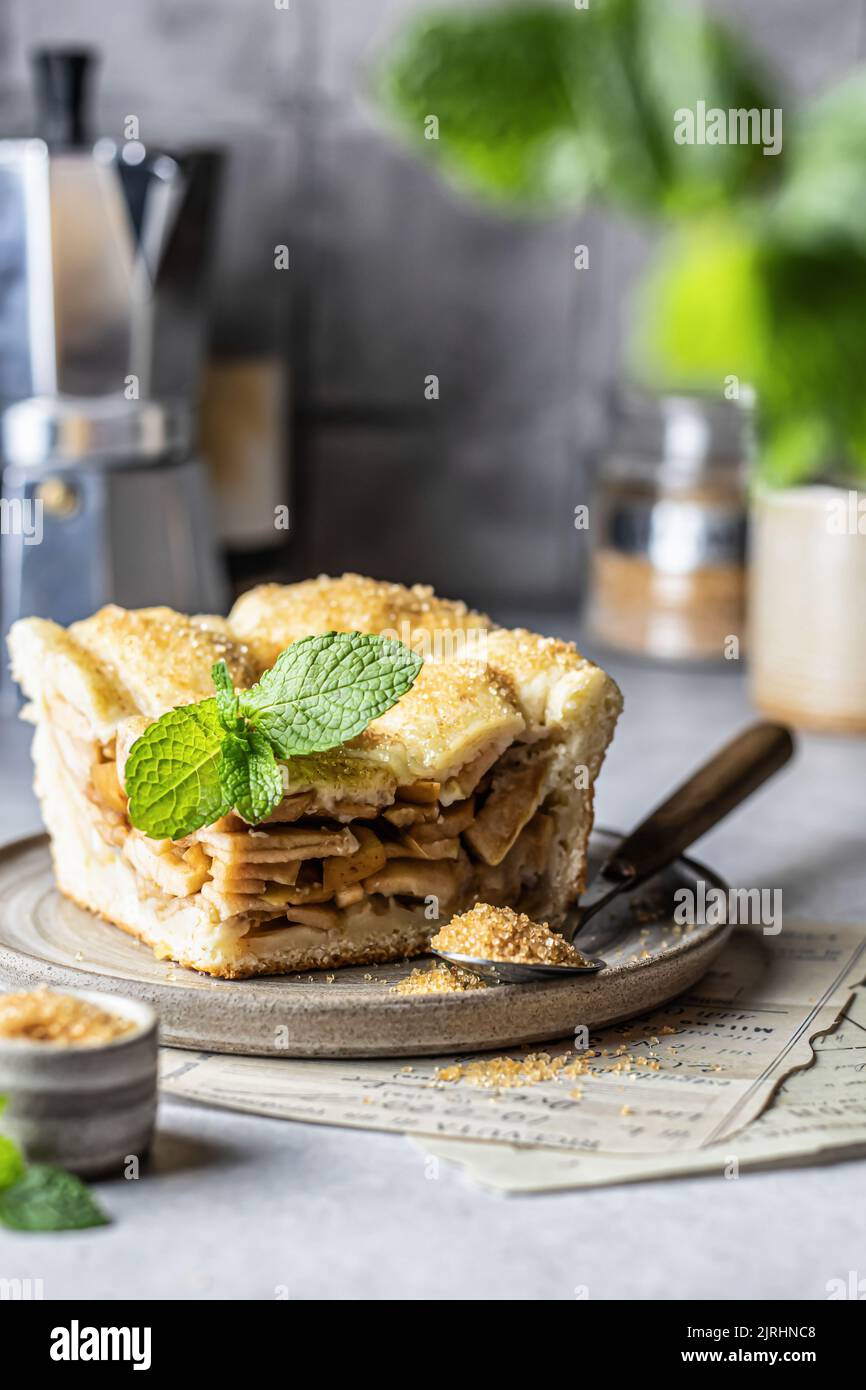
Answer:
[1, 626, 865, 1301]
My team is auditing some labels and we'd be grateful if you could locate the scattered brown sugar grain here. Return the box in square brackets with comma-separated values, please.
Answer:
[0, 986, 135, 1046]
[437, 1050, 586, 1088]
[393, 963, 487, 995]
[435, 1031, 677, 1093]
[431, 903, 589, 966]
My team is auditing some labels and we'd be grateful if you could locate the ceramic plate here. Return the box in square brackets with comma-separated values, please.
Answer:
[0, 831, 729, 1057]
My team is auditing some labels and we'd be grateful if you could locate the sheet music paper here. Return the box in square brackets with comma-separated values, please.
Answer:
[412, 982, 866, 1192]
[161, 923, 866, 1182]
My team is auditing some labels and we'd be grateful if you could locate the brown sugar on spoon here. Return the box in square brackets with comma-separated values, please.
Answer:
[431, 903, 590, 967]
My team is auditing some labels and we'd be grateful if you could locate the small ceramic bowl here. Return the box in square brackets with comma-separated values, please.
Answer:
[0, 989, 158, 1177]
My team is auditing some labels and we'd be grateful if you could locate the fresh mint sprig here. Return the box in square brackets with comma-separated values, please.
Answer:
[219, 727, 284, 827]
[0, 1164, 109, 1232]
[238, 631, 423, 755]
[211, 658, 241, 728]
[125, 631, 423, 840]
[124, 699, 229, 841]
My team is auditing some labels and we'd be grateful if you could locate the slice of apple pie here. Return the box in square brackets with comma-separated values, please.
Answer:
[8, 574, 622, 978]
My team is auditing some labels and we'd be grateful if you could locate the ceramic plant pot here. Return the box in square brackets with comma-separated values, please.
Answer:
[749, 484, 866, 733]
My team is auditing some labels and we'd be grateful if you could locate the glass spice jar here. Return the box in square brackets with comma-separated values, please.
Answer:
[586, 389, 750, 663]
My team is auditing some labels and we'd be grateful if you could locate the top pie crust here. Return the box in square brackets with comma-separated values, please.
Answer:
[9, 574, 619, 789]
[228, 572, 491, 671]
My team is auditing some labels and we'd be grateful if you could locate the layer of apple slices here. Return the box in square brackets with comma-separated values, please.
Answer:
[82, 732, 559, 937]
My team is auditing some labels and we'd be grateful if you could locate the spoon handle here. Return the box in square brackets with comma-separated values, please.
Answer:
[580, 722, 795, 923]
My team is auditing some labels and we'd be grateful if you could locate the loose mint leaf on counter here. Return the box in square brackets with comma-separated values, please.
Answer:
[0, 1133, 25, 1191]
[239, 632, 423, 757]
[125, 699, 230, 839]
[0, 1165, 108, 1231]
[219, 727, 284, 826]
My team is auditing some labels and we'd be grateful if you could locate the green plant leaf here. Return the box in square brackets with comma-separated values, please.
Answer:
[755, 416, 836, 490]
[125, 699, 230, 839]
[376, 6, 596, 212]
[374, 0, 779, 217]
[632, 214, 768, 390]
[239, 632, 423, 757]
[211, 659, 240, 730]
[772, 71, 866, 255]
[219, 728, 284, 825]
[0, 1133, 25, 1191]
[636, 211, 866, 485]
[0, 1165, 108, 1231]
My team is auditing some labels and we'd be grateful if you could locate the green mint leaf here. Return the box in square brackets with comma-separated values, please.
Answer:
[125, 699, 230, 839]
[238, 632, 423, 757]
[125, 633, 422, 838]
[0, 1164, 108, 1231]
[211, 659, 241, 729]
[219, 728, 284, 825]
[0, 1133, 25, 1191]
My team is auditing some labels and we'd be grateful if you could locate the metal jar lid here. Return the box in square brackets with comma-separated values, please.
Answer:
[1, 393, 192, 470]
[608, 386, 753, 482]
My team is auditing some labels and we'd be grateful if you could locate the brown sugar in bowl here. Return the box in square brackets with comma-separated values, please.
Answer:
[0, 987, 158, 1177]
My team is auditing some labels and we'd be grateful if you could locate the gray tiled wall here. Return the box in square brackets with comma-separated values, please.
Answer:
[1, 0, 863, 610]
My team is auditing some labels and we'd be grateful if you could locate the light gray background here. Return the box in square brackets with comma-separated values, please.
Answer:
[1, 0, 864, 605]
[1, 633, 864, 1301]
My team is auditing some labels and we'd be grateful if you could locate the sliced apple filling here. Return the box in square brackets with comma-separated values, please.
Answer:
[81, 731, 561, 938]
[362, 855, 470, 908]
[322, 826, 387, 893]
[90, 759, 127, 815]
[123, 833, 210, 897]
[56, 632, 566, 945]
[80, 704, 568, 948]
[463, 760, 546, 866]
[390, 835, 461, 860]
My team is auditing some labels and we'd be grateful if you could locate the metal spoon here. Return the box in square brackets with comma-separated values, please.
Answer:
[432, 721, 795, 984]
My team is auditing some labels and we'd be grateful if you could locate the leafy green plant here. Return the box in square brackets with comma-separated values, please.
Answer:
[635, 75, 866, 485]
[376, 0, 777, 216]
[376, 0, 866, 486]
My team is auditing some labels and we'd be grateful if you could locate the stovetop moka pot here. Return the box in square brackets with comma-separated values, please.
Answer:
[0, 48, 228, 685]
